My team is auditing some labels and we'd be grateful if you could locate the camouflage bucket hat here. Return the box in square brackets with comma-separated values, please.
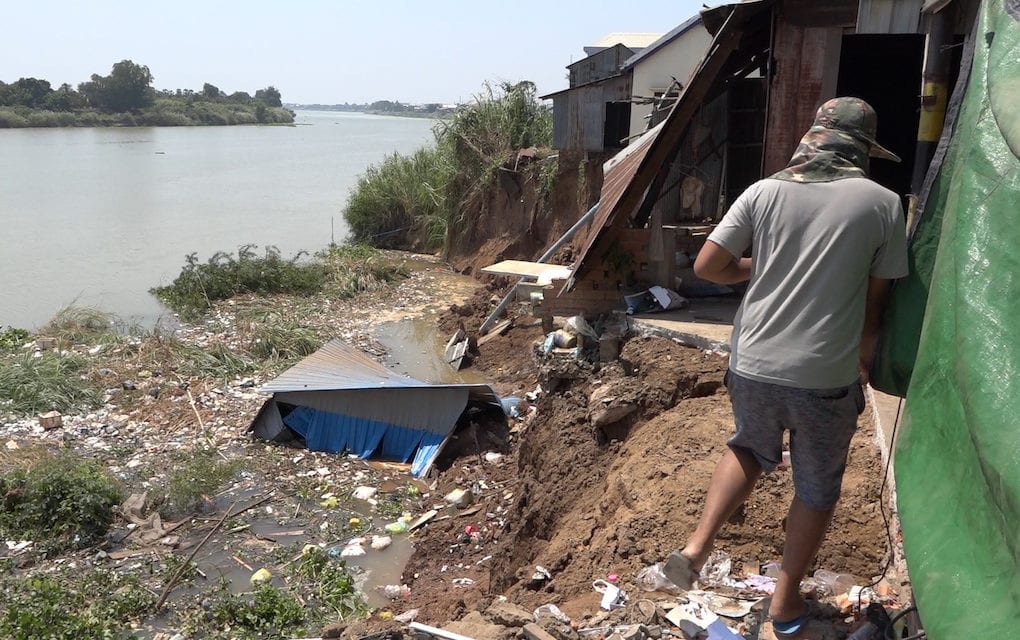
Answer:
[771, 97, 900, 183]
[814, 97, 901, 162]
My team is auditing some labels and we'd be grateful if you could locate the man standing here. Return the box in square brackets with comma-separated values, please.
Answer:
[665, 97, 909, 639]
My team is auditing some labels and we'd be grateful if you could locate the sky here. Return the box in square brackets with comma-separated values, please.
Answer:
[2, 0, 712, 105]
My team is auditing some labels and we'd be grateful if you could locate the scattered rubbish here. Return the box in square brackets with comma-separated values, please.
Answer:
[408, 509, 439, 531]
[319, 495, 339, 509]
[380, 584, 411, 599]
[445, 488, 474, 508]
[664, 601, 743, 640]
[385, 520, 409, 534]
[352, 486, 378, 501]
[625, 286, 687, 315]
[348, 516, 362, 527]
[698, 551, 734, 587]
[564, 315, 599, 341]
[444, 329, 471, 371]
[813, 568, 856, 596]
[38, 410, 63, 430]
[742, 574, 777, 594]
[532, 566, 552, 582]
[339, 540, 366, 557]
[606, 573, 619, 583]
[594, 579, 627, 610]
[636, 562, 685, 594]
[552, 329, 578, 348]
[378, 610, 394, 621]
[250, 568, 272, 586]
[452, 577, 475, 587]
[5, 440, 18, 450]
[690, 591, 762, 619]
[533, 603, 571, 624]
[371, 535, 392, 550]
[394, 609, 420, 623]
[484, 452, 504, 463]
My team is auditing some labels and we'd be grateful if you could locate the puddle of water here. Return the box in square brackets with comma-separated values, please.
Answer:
[375, 317, 490, 385]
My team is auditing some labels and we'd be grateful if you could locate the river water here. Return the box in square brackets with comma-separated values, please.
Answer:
[0, 111, 435, 330]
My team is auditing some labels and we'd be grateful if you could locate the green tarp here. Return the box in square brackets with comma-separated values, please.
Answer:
[893, 1, 1020, 637]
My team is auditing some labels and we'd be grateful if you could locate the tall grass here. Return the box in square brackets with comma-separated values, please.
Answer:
[342, 80, 553, 254]
[0, 352, 101, 415]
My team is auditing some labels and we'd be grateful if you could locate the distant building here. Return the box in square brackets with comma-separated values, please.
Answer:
[622, 16, 713, 138]
[582, 32, 664, 56]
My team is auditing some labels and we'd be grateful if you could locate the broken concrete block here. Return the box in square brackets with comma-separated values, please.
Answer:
[38, 411, 63, 430]
[524, 623, 560, 640]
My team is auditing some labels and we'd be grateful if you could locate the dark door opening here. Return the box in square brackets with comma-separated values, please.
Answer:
[836, 34, 924, 197]
[604, 101, 632, 150]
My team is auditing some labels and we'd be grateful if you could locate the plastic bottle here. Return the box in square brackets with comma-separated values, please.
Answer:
[813, 569, 856, 596]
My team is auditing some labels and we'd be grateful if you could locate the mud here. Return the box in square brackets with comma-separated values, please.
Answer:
[397, 306, 894, 628]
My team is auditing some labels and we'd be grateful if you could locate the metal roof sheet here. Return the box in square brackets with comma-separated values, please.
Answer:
[589, 32, 665, 49]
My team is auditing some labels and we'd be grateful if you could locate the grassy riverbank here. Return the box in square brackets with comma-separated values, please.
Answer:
[0, 100, 293, 128]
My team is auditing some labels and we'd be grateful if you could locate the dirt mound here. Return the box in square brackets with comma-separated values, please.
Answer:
[399, 333, 892, 625]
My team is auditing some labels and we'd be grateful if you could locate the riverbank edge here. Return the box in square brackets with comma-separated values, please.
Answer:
[0, 104, 295, 129]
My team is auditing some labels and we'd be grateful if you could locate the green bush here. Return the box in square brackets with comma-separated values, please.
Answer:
[151, 245, 327, 319]
[0, 568, 154, 639]
[206, 582, 306, 637]
[0, 327, 29, 353]
[0, 455, 123, 552]
[0, 351, 100, 415]
[295, 546, 366, 619]
[0, 108, 29, 127]
[342, 80, 552, 253]
[156, 449, 238, 518]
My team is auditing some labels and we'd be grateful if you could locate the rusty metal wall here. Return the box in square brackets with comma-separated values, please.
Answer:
[551, 75, 633, 152]
[762, 17, 843, 175]
[568, 44, 634, 87]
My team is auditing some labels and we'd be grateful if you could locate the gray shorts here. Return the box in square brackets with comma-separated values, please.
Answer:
[725, 369, 865, 511]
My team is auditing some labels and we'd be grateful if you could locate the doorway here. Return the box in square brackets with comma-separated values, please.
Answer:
[836, 34, 924, 197]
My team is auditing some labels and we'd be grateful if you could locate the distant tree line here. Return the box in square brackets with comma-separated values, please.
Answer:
[0, 60, 292, 128]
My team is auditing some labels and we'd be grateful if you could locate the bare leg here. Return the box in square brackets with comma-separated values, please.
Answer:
[769, 496, 834, 622]
[681, 446, 762, 568]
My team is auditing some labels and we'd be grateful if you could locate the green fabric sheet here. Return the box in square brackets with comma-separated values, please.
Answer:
[895, 1, 1020, 638]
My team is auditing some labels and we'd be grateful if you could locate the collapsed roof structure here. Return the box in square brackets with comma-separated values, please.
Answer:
[250, 340, 505, 477]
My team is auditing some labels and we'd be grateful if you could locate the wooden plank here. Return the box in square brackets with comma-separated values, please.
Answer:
[481, 260, 572, 279]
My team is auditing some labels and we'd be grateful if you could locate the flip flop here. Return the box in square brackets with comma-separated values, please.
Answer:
[771, 613, 808, 639]
[662, 550, 697, 590]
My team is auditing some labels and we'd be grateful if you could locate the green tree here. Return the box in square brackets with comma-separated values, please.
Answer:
[43, 83, 85, 111]
[1, 78, 53, 107]
[79, 60, 153, 112]
[201, 82, 221, 100]
[254, 86, 281, 107]
[227, 91, 251, 103]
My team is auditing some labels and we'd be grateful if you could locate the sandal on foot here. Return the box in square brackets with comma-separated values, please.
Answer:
[662, 550, 697, 590]
[772, 613, 809, 639]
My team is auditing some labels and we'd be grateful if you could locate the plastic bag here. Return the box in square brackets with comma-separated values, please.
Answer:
[636, 562, 684, 594]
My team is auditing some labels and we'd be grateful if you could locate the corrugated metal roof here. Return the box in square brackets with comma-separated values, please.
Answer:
[261, 339, 430, 392]
[622, 15, 705, 70]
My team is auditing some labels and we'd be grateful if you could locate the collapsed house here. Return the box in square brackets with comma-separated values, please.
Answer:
[250, 340, 505, 477]
[523, 1, 1018, 638]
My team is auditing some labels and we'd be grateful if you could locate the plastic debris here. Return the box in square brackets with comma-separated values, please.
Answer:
[319, 495, 339, 509]
[484, 452, 504, 463]
[250, 568, 272, 586]
[698, 551, 733, 587]
[352, 486, 378, 501]
[371, 535, 392, 550]
[532, 565, 552, 581]
[445, 488, 474, 508]
[534, 603, 571, 624]
[378, 611, 394, 621]
[636, 562, 684, 594]
[452, 577, 475, 587]
[348, 517, 362, 527]
[340, 541, 366, 557]
[380, 584, 411, 599]
[593, 579, 627, 610]
[394, 609, 420, 623]
[385, 520, 409, 534]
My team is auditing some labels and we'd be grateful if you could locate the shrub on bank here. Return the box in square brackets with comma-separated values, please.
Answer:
[0, 454, 123, 553]
[0, 567, 154, 640]
[0, 351, 101, 415]
[342, 80, 553, 254]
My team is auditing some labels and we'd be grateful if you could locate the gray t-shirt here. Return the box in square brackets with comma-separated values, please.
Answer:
[708, 177, 908, 388]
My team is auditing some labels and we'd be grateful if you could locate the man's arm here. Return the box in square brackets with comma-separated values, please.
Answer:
[859, 277, 892, 385]
[693, 240, 752, 285]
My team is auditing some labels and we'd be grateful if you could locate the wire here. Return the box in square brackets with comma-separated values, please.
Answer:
[857, 396, 903, 612]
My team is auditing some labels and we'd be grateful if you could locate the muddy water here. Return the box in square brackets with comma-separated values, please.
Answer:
[375, 317, 489, 384]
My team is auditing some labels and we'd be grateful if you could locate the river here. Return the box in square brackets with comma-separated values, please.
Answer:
[0, 111, 435, 330]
